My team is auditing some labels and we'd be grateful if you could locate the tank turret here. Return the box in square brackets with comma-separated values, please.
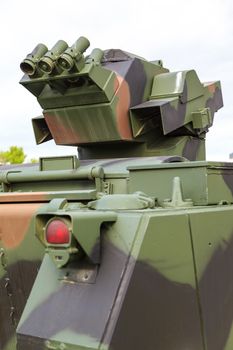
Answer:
[20, 36, 223, 160]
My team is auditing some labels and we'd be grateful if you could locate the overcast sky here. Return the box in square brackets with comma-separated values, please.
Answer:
[0, 0, 232, 161]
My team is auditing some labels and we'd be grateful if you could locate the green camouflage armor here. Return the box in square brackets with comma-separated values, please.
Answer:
[1, 37, 233, 350]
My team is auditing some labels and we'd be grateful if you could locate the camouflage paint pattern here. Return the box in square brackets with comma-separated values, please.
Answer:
[0, 37, 232, 350]
[0, 201, 44, 350]
[20, 40, 222, 161]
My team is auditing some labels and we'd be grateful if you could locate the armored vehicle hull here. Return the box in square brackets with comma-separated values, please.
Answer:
[1, 37, 232, 350]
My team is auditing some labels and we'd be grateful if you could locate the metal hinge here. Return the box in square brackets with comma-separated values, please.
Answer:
[103, 181, 113, 194]
[1, 249, 17, 325]
[0, 248, 7, 270]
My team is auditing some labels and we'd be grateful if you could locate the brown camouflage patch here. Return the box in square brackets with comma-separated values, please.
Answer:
[0, 204, 42, 249]
[115, 76, 132, 140]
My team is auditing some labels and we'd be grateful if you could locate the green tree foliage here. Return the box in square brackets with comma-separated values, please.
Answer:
[30, 158, 39, 164]
[0, 146, 26, 164]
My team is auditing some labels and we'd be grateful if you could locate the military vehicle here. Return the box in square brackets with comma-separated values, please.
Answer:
[0, 36, 232, 350]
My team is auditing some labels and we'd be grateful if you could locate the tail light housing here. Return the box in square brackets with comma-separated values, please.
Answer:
[36, 207, 117, 269]
[45, 218, 70, 245]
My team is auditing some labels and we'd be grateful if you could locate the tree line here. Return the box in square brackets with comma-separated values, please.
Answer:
[0, 146, 37, 164]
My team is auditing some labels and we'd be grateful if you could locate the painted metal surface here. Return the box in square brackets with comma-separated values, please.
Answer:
[0, 37, 232, 350]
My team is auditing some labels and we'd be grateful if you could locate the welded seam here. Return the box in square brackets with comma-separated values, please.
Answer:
[99, 214, 148, 349]
[187, 214, 207, 350]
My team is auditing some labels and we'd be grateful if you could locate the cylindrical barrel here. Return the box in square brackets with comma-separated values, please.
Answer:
[86, 48, 104, 65]
[0, 166, 104, 184]
[38, 40, 68, 74]
[20, 43, 48, 76]
[57, 53, 74, 71]
[57, 36, 90, 72]
[72, 36, 90, 55]
[49, 40, 68, 58]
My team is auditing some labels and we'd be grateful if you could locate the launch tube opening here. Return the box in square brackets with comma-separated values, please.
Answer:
[20, 61, 36, 75]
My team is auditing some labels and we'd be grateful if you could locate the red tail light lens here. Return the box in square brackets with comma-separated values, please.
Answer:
[45, 219, 70, 244]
